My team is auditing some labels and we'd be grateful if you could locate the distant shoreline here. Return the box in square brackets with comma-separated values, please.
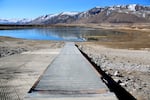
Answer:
[0, 23, 150, 32]
[0, 23, 150, 50]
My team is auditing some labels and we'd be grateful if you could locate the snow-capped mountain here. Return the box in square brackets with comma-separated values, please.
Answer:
[29, 4, 150, 24]
[59, 12, 79, 16]
[18, 18, 32, 23]
[0, 18, 32, 24]
[29, 12, 79, 24]
[111, 4, 150, 12]
[73, 4, 150, 23]
[1, 4, 150, 25]
[77, 7, 105, 18]
[0, 19, 10, 24]
[109, 4, 150, 22]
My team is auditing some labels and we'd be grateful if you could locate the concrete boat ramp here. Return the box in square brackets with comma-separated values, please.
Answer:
[25, 42, 117, 100]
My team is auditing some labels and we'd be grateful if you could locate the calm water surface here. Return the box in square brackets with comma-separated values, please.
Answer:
[0, 27, 126, 41]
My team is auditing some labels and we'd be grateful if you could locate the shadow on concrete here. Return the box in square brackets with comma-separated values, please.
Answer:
[76, 44, 136, 100]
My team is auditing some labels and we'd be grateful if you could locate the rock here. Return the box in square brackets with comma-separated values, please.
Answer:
[77, 44, 150, 100]
[114, 71, 119, 76]
[120, 82, 128, 87]
[118, 80, 122, 84]
[114, 78, 119, 82]
[78, 45, 82, 49]
[113, 78, 122, 83]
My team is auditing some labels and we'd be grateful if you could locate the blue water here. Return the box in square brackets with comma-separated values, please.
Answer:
[0, 27, 91, 41]
[0, 27, 125, 41]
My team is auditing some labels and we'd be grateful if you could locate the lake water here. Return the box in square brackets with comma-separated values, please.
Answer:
[0, 27, 126, 41]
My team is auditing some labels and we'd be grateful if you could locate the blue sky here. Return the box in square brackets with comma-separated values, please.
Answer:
[0, 0, 150, 19]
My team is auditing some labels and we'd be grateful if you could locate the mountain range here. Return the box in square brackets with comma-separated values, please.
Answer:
[0, 18, 31, 25]
[0, 4, 150, 25]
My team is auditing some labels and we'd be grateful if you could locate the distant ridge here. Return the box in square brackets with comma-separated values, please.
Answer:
[0, 18, 31, 25]
[0, 4, 150, 25]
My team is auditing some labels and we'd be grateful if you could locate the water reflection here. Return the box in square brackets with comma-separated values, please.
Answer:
[0, 27, 127, 41]
[35, 27, 85, 41]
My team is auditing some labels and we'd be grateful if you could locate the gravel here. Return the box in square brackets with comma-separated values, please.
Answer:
[78, 44, 150, 100]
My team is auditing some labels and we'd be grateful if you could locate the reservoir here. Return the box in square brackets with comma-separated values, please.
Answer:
[0, 27, 127, 41]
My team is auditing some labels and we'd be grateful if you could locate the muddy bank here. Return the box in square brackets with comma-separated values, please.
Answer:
[77, 43, 150, 100]
[0, 36, 64, 58]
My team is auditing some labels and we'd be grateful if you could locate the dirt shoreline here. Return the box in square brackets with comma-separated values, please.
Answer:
[56, 23, 150, 32]
[0, 23, 150, 32]
[77, 42, 150, 100]
[0, 36, 64, 58]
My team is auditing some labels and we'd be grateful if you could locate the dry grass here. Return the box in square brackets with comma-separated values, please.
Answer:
[83, 29, 150, 50]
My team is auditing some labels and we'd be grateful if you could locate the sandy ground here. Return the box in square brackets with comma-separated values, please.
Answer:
[77, 42, 150, 100]
[0, 36, 64, 58]
[0, 36, 64, 100]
